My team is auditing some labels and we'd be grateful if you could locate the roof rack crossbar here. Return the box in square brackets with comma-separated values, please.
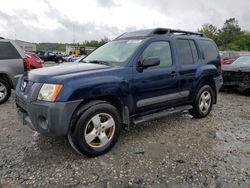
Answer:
[168, 29, 204, 37]
[150, 28, 204, 37]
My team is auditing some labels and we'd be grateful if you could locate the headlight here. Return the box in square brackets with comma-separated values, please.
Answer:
[37, 84, 63, 102]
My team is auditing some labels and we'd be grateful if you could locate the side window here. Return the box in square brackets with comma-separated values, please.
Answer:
[141, 41, 172, 68]
[176, 39, 194, 65]
[200, 40, 219, 61]
[189, 40, 199, 63]
[223, 52, 230, 59]
[0, 42, 21, 60]
[229, 53, 238, 59]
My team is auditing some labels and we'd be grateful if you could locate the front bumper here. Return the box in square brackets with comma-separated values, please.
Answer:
[223, 80, 250, 90]
[16, 95, 82, 136]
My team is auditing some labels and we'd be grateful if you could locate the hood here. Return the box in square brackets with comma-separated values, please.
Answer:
[222, 63, 250, 72]
[27, 63, 112, 83]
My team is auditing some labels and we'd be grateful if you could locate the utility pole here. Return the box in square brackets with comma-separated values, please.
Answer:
[73, 24, 75, 44]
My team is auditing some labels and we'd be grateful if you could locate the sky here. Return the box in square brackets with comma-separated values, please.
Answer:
[0, 0, 249, 43]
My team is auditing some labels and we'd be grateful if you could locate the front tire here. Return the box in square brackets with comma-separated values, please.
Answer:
[0, 78, 11, 104]
[68, 101, 121, 157]
[189, 85, 213, 118]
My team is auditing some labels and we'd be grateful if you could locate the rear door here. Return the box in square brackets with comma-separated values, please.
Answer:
[0, 40, 25, 87]
[174, 38, 201, 101]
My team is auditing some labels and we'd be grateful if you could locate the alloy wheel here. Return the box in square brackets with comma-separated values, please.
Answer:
[0, 82, 7, 101]
[199, 91, 211, 113]
[84, 113, 115, 148]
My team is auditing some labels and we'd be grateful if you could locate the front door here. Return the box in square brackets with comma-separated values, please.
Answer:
[132, 40, 185, 114]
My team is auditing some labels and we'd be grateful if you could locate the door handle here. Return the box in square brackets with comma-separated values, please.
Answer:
[170, 71, 177, 77]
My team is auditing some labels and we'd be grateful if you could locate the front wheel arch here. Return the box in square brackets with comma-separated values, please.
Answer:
[68, 100, 122, 156]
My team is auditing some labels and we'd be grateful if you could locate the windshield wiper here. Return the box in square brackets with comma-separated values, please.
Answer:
[88, 60, 112, 66]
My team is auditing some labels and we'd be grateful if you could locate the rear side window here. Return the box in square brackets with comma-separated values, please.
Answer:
[142, 41, 172, 68]
[200, 40, 218, 60]
[0, 41, 21, 60]
[189, 40, 199, 62]
[176, 39, 198, 65]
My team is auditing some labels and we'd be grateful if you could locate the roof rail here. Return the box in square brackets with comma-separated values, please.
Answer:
[115, 28, 205, 40]
[0, 37, 4, 39]
[150, 28, 205, 37]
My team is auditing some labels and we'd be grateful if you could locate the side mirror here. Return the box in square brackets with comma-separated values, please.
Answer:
[137, 57, 160, 72]
[139, 57, 160, 69]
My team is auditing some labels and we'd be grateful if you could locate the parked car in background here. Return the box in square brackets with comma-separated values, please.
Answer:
[37, 51, 64, 63]
[221, 51, 240, 64]
[16, 28, 222, 156]
[62, 55, 74, 62]
[222, 55, 250, 93]
[71, 55, 84, 62]
[25, 52, 44, 69]
[63, 55, 85, 62]
[0, 38, 28, 104]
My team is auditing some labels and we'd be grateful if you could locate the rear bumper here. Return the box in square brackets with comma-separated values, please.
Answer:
[16, 96, 82, 136]
[214, 76, 223, 92]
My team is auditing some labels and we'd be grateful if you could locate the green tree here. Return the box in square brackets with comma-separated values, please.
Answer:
[217, 18, 244, 49]
[198, 24, 218, 42]
[227, 33, 250, 51]
[82, 37, 110, 47]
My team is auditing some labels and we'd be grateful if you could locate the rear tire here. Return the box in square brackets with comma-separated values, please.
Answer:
[189, 85, 213, 118]
[68, 101, 121, 157]
[0, 78, 11, 104]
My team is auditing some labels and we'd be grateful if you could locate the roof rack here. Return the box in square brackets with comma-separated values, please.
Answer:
[150, 28, 205, 37]
[115, 28, 205, 40]
[0, 37, 4, 39]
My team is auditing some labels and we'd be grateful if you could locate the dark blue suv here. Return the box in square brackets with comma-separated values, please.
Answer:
[16, 28, 222, 156]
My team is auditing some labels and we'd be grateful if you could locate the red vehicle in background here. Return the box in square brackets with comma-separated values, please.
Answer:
[220, 51, 240, 64]
[25, 52, 44, 69]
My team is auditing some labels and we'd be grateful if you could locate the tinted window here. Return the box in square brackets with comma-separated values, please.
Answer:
[176, 39, 194, 65]
[142, 41, 172, 68]
[189, 40, 199, 62]
[200, 40, 218, 60]
[0, 41, 21, 60]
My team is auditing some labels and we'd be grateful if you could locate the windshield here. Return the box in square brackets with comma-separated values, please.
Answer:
[233, 56, 250, 65]
[83, 39, 142, 66]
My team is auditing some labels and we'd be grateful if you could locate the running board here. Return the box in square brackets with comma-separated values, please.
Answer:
[132, 105, 193, 125]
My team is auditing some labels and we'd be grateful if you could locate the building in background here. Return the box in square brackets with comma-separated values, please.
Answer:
[15, 40, 36, 52]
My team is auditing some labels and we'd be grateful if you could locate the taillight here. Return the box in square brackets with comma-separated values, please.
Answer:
[23, 58, 30, 71]
[220, 58, 223, 75]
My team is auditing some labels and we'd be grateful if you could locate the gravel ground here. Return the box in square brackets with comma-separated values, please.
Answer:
[0, 89, 250, 187]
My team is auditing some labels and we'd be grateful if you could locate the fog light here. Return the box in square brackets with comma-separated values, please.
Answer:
[38, 116, 48, 130]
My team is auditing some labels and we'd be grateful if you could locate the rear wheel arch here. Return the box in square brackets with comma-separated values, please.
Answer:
[0, 73, 13, 89]
[196, 78, 217, 104]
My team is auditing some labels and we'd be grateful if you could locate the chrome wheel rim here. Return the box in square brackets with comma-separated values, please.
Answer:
[84, 113, 115, 148]
[0, 82, 7, 101]
[199, 91, 211, 113]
